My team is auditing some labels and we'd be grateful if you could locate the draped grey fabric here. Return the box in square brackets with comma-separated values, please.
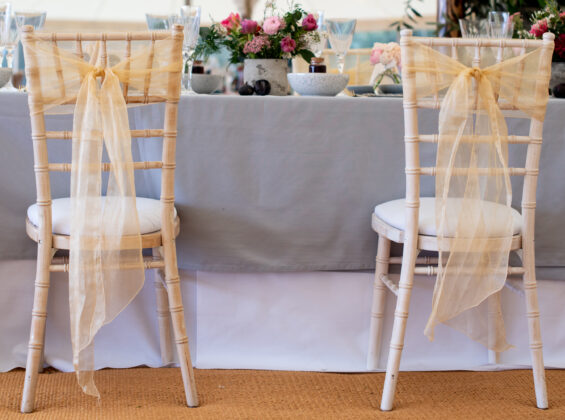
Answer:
[2, 92, 565, 276]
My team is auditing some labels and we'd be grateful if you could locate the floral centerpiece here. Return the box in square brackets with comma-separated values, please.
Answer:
[514, 0, 565, 91]
[193, 1, 320, 95]
[370, 42, 402, 91]
[514, 0, 565, 62]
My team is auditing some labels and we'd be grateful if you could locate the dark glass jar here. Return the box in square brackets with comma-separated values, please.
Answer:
[309, 57, 326, 73]
[192, 60, 205, 74]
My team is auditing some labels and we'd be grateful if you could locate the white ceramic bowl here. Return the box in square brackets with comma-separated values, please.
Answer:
[191, 74, 223, 94]
[0, 68, 12, 89]
[287, 73, 349, 96]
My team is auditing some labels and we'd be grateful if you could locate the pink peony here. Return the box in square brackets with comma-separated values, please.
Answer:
[529, 19, 548, 38]
[370, 48, 382, 65]
[221, 12, 240, 32]
[280, 36, 296, 53]
[243, 35, 271, 54]
[263, 16, 286, 35]
[561, 12, 565, 19]
[302, 14, 318, 31]
[241, 19, 258, 34]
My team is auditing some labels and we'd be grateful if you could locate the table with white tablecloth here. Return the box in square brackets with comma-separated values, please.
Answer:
[2, 92, 565, 373]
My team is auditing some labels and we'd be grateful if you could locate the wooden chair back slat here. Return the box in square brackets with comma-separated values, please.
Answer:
[21, 24, 184, 206]
[400, 30, 554, 208]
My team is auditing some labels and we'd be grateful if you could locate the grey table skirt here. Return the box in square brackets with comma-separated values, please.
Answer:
[2, 93, 565, 277]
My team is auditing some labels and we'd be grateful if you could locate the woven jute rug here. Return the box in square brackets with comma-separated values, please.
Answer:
[1, 368, 564, 419]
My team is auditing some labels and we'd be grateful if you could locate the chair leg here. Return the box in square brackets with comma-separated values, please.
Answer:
[487, 292, 501, 364]
[152, 247, 173, 365]
[162, 238, 199, 407]
[367, 236, 391, 370]
[21, 243, 52, 413]
[380, 243, 418, 411]
[522, 243, 548, 409]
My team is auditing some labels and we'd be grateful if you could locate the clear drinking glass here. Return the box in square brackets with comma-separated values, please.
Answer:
[178, 6, 201, 94]
[487, 11, 514, 38]
[326, 18, 356, 74]
[311, 10, 327, 58]
[145, 13, 175, 30]
[459, 18, 488, 38]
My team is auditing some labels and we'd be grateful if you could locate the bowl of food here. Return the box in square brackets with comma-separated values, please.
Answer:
[0, 68, 12, 89]
[191, 74, 223, 94]
[287, 73, 349, 96]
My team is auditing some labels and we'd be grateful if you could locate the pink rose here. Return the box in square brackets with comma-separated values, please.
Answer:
[561, 12, 565, 19]
[280, 35, 296, 53]
[221, 12, 240, 32]
[263, 16, 286, 35]
[370, 48, 382, 65]
[302, 14, 317, 31]
[241, 19, 258, 34]
[529, 19, 548, 38]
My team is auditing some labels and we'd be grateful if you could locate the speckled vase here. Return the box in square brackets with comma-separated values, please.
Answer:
[243, 59, 290, 96]
[551, 62, 565, 90]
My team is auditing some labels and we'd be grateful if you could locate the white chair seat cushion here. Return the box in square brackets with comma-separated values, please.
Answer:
[27, 197, 176, 236]
[374, 197, 522, 237]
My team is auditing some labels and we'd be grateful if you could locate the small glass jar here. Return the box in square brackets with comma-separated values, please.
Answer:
[192, 60, 205, 74]
[309, 57, 326, 73]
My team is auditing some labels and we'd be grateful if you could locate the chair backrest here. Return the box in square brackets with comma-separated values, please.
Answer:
[21, 25, 184, 242]
[399, 29, 554, 242]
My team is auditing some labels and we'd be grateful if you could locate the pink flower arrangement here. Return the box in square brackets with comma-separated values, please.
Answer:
[370, 42, 402, 88]
[241, 19, 259, 35]
[516, 1, 565, 61]
[221, 12, 240, 33]
[280, 36, 296, 53]
[194, 3, 320, 63]
[529, 19, 548, 37]
[302, 14, 318, 31]
[370, 42, 401, 68]
[263, 16, 286, 35]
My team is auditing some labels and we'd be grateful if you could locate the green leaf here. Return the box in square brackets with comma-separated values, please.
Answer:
[298, 49, 315, 63]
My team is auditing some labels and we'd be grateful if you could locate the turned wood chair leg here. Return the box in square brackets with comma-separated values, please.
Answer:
[522, 241, 548, 409]
[487, 292, 501, 365]
[162, 238, 199, 407]
[21, 243, 52, 413]
[152, 247, 173, 365]
[380, 244, 418, 411]
[367, 236, 391, 370]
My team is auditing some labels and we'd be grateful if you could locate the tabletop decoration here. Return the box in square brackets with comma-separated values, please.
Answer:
[514, 0, 565, 90]
[370, 42, 401, 92]
[193, 1, 320, 95]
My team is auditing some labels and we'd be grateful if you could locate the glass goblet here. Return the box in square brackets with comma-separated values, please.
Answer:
[459, 18, 488, 38]
[145, 13, 175, 30]
[311, 10, 327, 58]
[178, 6, 201, 94]
[487, 11, 514, 39]
[326, 18, 356, 74]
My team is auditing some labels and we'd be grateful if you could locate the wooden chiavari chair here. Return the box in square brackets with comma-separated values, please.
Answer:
[20, 24, 198, 412]
[367, 30, 554, 411]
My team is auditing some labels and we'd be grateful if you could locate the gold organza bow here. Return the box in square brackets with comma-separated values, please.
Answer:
[24, 35, 182, 396]
[405, 43, 551, 351]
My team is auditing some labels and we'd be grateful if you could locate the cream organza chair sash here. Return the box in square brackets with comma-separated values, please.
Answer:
[405, 43, 552, 351]
[23, 33, 182, 396]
